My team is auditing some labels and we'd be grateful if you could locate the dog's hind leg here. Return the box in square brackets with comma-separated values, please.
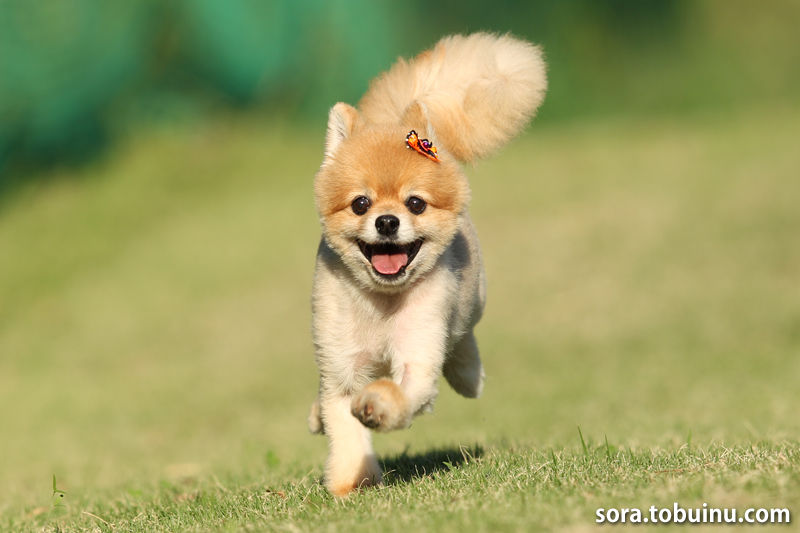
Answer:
[443, 332, 485, 398]
[307, 397, 324, 434]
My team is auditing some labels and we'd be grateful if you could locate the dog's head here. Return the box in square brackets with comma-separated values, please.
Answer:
[314, 102, 469, 292]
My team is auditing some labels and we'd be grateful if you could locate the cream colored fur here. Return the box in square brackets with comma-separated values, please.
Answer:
[310, 32, 546, 496]
[359, 32, 547, 162]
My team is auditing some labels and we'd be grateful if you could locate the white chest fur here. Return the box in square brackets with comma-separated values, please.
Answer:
[312, 256, 456, 394]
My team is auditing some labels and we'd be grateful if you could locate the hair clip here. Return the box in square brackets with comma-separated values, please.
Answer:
[406, 130, 439, 162]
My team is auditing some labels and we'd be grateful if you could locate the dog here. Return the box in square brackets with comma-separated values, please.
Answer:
[308, 32, 547, 496]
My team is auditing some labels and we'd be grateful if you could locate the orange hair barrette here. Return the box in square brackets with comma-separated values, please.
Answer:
[405, 130, 439, 162]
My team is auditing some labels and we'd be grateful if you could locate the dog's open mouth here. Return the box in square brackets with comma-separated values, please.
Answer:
[357, 239, 423, 278]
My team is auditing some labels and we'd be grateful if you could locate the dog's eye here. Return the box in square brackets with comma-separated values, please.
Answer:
[406, 196, 427, 215]
[351, 196, 371, 215]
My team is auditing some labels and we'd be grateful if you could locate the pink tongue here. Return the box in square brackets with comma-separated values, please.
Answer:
[371, 253, 409, 275]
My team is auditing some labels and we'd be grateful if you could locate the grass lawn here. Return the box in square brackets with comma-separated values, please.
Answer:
[1, 106, 798, 531]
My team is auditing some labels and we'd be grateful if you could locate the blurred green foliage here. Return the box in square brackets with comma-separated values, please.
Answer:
[1, 0, 798, 179]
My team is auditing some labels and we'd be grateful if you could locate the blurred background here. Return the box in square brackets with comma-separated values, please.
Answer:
[2, 0, 799, 525]
[2, 0, 799, 179]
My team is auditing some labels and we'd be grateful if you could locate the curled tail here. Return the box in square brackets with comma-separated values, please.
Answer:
[358, 32, 547, 163]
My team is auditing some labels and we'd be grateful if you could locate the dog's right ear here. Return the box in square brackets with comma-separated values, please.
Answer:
[324, 102, 359, 162]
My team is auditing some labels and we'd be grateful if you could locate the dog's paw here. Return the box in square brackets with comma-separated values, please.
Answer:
[350, 379, 409, 432]
[327, 454, 382, 497]
[307, 399, 324, 434]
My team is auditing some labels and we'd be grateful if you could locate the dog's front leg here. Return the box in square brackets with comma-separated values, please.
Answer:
[351, 310, 447, 431]
[396, 343, 446, 417]
[320, 391, 382, 496]
[349, 355, 444, 432]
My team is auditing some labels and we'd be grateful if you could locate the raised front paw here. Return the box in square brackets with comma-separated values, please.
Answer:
[350, 379, 409, 432]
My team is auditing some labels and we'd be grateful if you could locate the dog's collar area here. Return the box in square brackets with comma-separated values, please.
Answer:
[356, 239, 424, 279]
[405, 130, 439, 162]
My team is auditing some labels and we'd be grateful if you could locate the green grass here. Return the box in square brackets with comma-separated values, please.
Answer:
[1, 106, 799, 531]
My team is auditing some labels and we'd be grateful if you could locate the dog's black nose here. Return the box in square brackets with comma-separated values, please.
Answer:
[375, 214, 400, 236]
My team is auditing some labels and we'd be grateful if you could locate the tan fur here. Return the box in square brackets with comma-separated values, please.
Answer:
[351, 378, 410, 431]
[310, 32, 546, 496]
[358, 32, 547, 162]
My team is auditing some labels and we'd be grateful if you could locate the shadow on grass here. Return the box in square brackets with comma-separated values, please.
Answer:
[380, 445, 484, 484]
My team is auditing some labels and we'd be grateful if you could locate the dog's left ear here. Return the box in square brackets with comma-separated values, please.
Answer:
[324, 102, 359, 162]
[401, 101, 439, 148]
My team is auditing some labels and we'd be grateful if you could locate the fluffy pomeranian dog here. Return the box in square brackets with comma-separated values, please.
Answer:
[308, 32, 547, 496]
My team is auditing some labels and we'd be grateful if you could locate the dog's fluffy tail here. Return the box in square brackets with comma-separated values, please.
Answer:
[358, 32, 547, 163]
